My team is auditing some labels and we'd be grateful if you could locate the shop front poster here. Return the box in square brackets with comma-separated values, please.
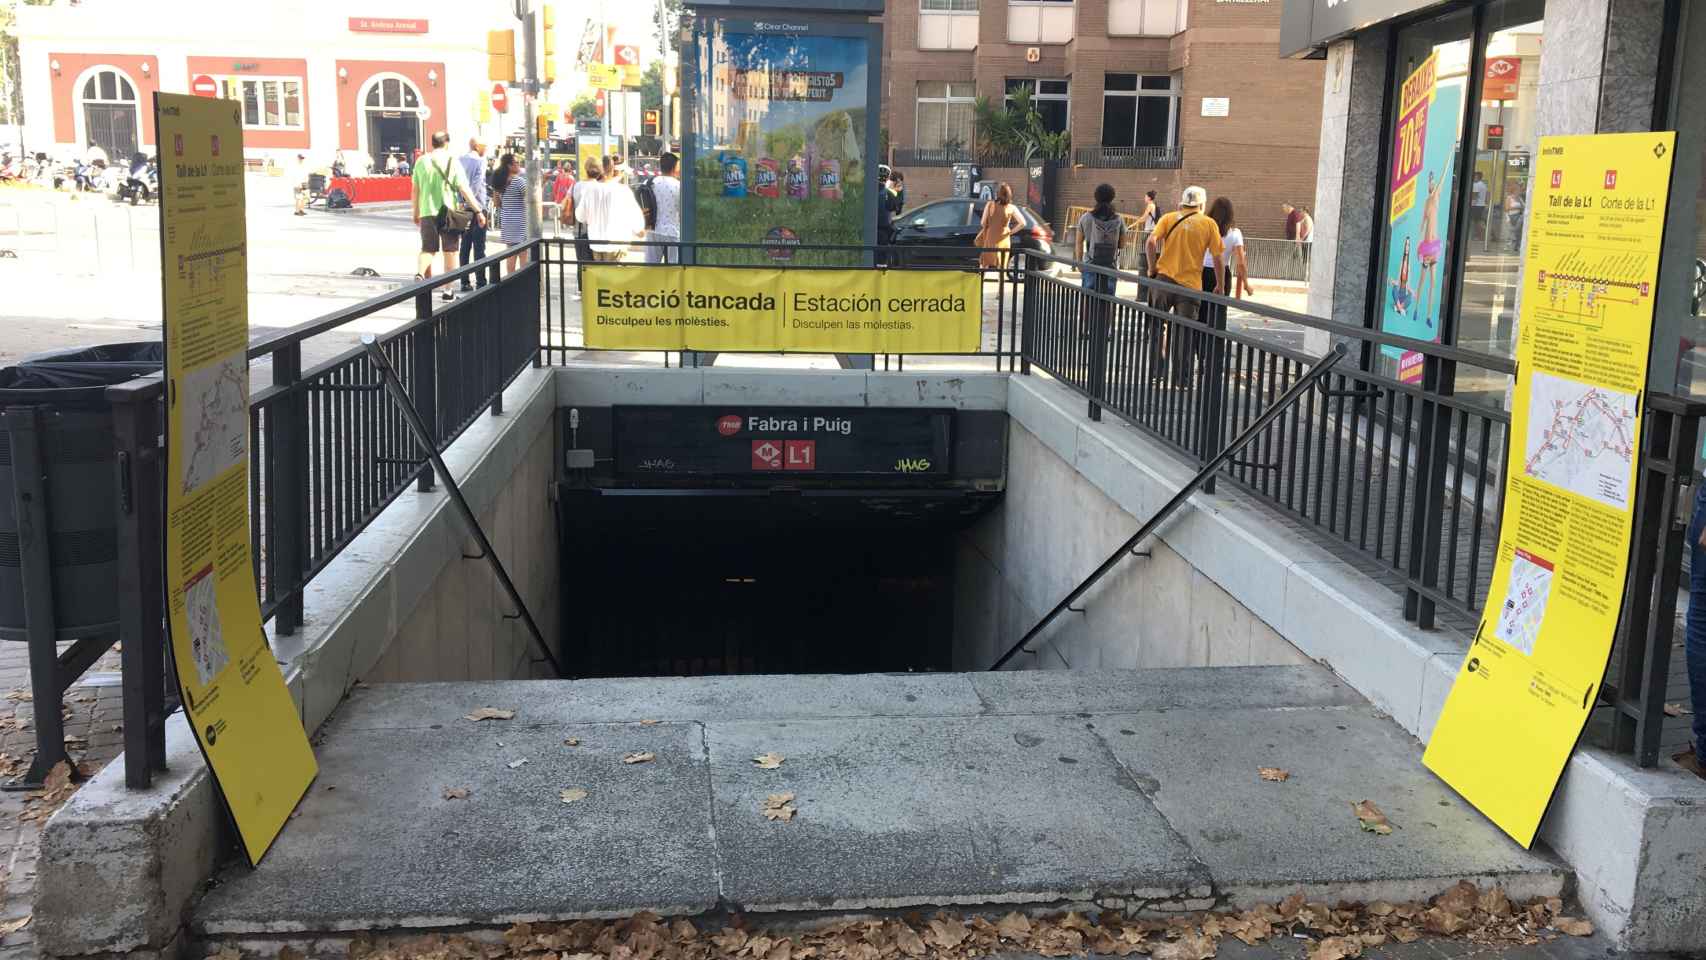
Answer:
[1380, 51, 1461, 381]
[693, 19, 872, 264]
[1423, 132, 1676, 848]
[156, 92, 317, 865]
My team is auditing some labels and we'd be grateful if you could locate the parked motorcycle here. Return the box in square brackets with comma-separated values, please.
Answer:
[116, 155, 158, 205]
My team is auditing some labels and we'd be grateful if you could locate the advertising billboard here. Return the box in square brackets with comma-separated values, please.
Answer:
[684, 15, 881, 265]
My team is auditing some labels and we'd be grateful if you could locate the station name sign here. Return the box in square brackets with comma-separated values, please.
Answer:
[614, 406, 952, 478]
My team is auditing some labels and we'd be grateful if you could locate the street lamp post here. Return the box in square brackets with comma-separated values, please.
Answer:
[515, 0, 543, 241]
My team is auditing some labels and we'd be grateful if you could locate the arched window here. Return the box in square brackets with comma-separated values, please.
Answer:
[364, 76, 423, 110]
[81, 69, 136, 104]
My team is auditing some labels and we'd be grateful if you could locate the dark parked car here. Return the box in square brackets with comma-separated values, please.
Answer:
[890, 198, 1062, 275]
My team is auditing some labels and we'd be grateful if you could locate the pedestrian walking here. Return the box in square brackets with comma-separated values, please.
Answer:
[568, 160, 600, 296]
[647, 152, 682, 264]
[410, 130, 487, 299]
[289, 153, 309, 216]
[1505, 182, 1526, 251]
[1145, 185, 1224, 385]
[1204, 197, 1251, 304]
[577, 161, 646, 262]
[492, 152, 530, 274]
[458, 138, 491, 291]
[1470, 171, 1489, 247]
[976, 183, 1024, 273]
[1076, 183, 1125, 298]
[889, 169, 907, 211]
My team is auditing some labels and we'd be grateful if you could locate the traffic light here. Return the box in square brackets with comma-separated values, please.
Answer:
[487, 30, 516, 83]
[541, 6, 557, 83]
[644, 109, 660, 137]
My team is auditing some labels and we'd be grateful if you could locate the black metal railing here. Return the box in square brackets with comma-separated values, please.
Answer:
[109, 248, 539, 786]
[890, 146, 1036, 168]
[1020, 252, 1514, 633]
[1072, 145, 1183, 169]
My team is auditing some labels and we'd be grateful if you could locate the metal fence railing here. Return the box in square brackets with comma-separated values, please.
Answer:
[889, 146, 1036, 168]
[1072, 145, 1183, 169]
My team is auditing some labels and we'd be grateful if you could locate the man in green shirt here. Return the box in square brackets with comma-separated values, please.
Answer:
[412, 130, 487, 299]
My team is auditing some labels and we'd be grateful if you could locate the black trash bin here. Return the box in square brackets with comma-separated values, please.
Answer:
[0, 344, 163, 641]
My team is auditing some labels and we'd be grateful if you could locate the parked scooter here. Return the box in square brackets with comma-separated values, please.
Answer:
[116, 154, 158, 205]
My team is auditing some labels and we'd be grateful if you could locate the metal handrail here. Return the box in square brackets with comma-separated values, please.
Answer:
[990, 342, 1349, 670]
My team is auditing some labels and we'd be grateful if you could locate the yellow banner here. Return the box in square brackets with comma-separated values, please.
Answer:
[1423, 132, 1676, 847]
[582, 265, 983, 353]
[156, 93, 317, 865]
[587, 63, 621, 91]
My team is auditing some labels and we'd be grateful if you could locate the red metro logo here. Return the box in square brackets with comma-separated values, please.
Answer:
[716, 414, 743, 437]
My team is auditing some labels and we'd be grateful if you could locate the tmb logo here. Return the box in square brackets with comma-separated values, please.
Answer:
[716, 414, 743, 437]
[1549, 169, 1562, 189]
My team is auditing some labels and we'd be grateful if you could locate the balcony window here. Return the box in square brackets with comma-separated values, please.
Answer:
[1008, 0, 1074, 45]
[915, 82, 977, 153]
[1101, 73, 1176, 149]
[1006, 78, 1069, 136]
[1107, 0, 1187, 36]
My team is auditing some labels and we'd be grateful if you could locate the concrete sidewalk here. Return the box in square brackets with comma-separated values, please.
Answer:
[194, 666, 1566, 938]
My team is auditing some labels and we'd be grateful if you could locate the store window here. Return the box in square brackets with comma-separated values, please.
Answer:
[219, 76, 304, 129]
[1107, 0, 1187, 36]
[1008, 0, 1074, 44]
[1371, 0, 1543, 405]
[1101, 73, 1177, 151]
[1006, 78, 1069, 135]
[916, 82, 976, 152]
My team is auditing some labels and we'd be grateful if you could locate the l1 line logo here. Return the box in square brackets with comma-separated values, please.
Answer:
[581, 265, 982, 353]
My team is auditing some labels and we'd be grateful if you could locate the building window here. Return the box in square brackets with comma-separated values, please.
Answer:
[920, 0, 979, 49]
[1100, 73, 1176, 151]
[218, 76, 304, 129]
[915, 82, 976, 154]
[1006, 78, 1069, 135]
[1107, 0, 1187, 36]
[1008, 0, 1074, 45]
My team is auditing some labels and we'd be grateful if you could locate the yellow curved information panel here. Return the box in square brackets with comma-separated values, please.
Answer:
[157, 93, 317, 865]
[1424, 132, 1675, 848]
[581, 265, 983, 353]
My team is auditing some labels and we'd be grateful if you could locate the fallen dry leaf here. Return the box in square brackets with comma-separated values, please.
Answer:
[0, 915, 28, 935]
[762, 791, 798, 821]
[622, 751, 656, 765]
[564, 738, 581, 747]
[442, 787, 470, 800]
[463, 707, 515, 722]
[1309, 935, 1362, 960]
[209, 947, 241, 960]
[506, 759, 528, 769]
[559, 788, 588, 804]
[753, 752, 786, 769]
[995, 912, 1031, 940]
[1664, 702, 1686, 717]
[640, 719, 661, 726]
[1352, 800, 1393, 835]
[1258, 767, 1290, 782]
[1555, 917, 1594, 937]
[1151, 930, 1216, 960]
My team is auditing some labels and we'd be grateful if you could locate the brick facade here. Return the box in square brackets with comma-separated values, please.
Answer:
[883, 0, 1322, 238]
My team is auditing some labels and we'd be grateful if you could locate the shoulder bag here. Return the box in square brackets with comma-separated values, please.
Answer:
[434, 158, 473, 233]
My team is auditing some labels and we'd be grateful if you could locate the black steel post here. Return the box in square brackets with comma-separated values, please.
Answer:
[6, 406, 68, 785]
[411, 291, 438, 492]
[110, 379, 169, 787]
[271, 343, 306, 636]
[1086, 279, 1108, 423]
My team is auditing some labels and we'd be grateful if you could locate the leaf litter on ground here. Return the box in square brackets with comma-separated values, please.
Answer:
[322, 880, 1594, 960]
[462, 707, 515, 722]
[762, 791, 797, 821]
[559, 788, 588, 804]
[623, 751, 657, 765]
[753, 752, 785, 769]
[1258, 767, 1290, 782]
[1352, 799, 1393, 835]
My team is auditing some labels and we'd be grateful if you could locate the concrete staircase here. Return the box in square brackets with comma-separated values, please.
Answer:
[192, 666, 1566, 946]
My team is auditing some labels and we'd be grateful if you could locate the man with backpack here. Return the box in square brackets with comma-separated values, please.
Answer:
[411, 130, 487, 299]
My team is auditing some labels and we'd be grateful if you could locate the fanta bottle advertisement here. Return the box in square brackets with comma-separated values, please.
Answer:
[693, 19, 871, 264]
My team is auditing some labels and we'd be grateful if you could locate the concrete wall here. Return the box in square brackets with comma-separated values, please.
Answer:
[954, 421, 1308, 671]
[362, 420, 559, 683]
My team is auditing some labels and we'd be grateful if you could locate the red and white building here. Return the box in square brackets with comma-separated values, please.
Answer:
[14, 0, 524, 167]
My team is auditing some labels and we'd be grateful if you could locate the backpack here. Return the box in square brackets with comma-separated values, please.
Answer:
[1085, 214, 1122, 267]
[326, 188, 351, 210]
[636, 179, 658, 230]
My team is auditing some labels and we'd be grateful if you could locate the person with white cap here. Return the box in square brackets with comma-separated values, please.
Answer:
[1145, 185, 1223, 384]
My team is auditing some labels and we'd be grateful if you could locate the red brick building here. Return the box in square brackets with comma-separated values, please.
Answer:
[882, 0, 1323, 238]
